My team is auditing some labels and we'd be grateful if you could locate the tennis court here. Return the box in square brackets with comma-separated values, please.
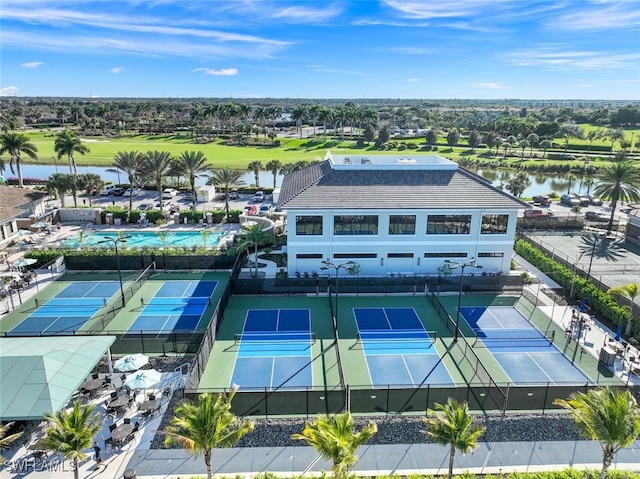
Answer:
[230, 308, 314, 390]
[8, 281, 120, 335]
[352, 307, 453, 387]
[127, 280, 218, 334]
[459, 306, 593, 385]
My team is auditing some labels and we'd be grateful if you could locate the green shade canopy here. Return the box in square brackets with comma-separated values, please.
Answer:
[0, 336, 116, 421]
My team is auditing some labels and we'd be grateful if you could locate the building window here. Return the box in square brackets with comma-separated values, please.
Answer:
[426, 215, 471, 234]
[333, 215, 378, 235]
[296, 253, 323, 259]
[424, 252, 467, 258]
[334, 253, 377, 259]
[478, 252, 504, 258]
[388, 253, 414, 258]
[389, 215, 416, 235]
[296, 215, 323, 235]
[481, 214, 509, 234]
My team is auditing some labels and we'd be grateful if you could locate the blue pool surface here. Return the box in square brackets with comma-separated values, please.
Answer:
[62, 230, 224, 249]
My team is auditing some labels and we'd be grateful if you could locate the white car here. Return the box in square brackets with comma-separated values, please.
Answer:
[258, 203, 272, 216]
[162, 188, 178, 199]
[252, 191, 265, 203]
[100, 185, 117, 195]
[123, 188, 140, 197]
[155, 201, 178, 213]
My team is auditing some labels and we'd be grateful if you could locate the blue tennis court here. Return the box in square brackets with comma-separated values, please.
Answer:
[230, 309, 313, 390]
[9, 281, 120, 335]
[353, 307, 453, 387]
[127, 280, 217, 334]
[459, 306, 593, 385]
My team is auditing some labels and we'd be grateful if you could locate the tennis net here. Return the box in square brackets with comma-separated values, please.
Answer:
[233, 331, 316, 345]
[34, 298, 107, 308]
[141, 296, 211, 306]
[473, 328, 555, 347]
[356, 329, 437, 343]
[122, 262, 155, 303]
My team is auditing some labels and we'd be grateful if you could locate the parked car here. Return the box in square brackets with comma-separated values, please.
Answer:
[138, 203, 154, 211]
[585, 211, 609, 222]
[123, 188, 140, 197]
[101, 185, 117, 195]
[578, 195, 590, 207]
[252, 191, 265, 203]
[560, 193, 580, 207]
[258, 203, 272, 216]
[589, 196, 603, 206]
[162, 188, 178, 199]
[532, 195, 551, 206]
[154, 201, 178, 213]
[524, 208, 544, 218]
[229, 189, 239, 200]
[113, 187, 125, 196]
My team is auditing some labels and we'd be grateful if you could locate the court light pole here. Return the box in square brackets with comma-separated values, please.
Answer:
[98, 235, 131, 307]
[445, 258, 482, 341]
[320, 259, 355, 334]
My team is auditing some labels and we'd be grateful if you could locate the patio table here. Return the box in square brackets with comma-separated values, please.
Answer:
[111, 424, 133, 444]
[82, 378, 103, 393]
[139, 399, 158, 412]
[107, 395, 130, 411]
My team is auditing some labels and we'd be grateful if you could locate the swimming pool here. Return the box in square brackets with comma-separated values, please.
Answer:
[61, 230, 225, 249]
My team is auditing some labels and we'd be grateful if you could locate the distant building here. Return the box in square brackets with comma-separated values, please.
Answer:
[0, 186, 49, 248]
[278, 151, 529, 277]
[625, 205, 640, 245]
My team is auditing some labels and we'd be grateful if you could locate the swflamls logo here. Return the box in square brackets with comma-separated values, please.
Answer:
[2, 459, 76, 473]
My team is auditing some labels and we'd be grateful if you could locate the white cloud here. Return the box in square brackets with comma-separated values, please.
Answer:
[553, 2, 640, 30]
[271, 3, 343, 22]
[193, 67, 239, 76]
[507, 46, 640, 70]
[307, 64, 368, 76]
[472, 82, 507, 89]
[382, 0, 512, 19]
[0, 86, 19, 96]
[111, 67, 123, 74]
[20, 61, 43, 68]
[407, 78, 422, 82]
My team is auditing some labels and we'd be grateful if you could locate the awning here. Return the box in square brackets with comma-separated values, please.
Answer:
[0, 336, 116, 421]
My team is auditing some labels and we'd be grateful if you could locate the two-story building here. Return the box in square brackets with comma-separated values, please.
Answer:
[278, 151, 529, 277]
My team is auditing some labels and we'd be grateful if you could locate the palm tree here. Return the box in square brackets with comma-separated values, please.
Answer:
[0, 131, 39, 187]
[43, 400, 102, 479]
[163, 388, 254, 479]
[539, 139, 553, 158]
[422, 398, 485, 479]
[108, 151, 145, 214]
[54, 130, 89, 175]
[265, 159, 282, 188]
[246, 160, 263, 188]
[77, 173, 104, 207]
[554, 388, 640, 479]
[291, 412, 377, 479]
[593, 153, 640, 234]
[208, 168, 245, 221]
[143, 150, 175, 211]
[291, 104, 308, 138]
[47, 173, 74, 208]
[607, 283, 639, 336]
[175, 151, 212, 212]
[235, 224, 275, 277]
[0, 422, 23, 462]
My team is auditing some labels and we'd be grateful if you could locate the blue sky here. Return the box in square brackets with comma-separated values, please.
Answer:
[1, 0, 639, 99]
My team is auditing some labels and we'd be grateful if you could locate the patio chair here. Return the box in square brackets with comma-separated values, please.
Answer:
[110, 392, 118, 399]
[123, 418, 131, 425]
[92, 373, 99, 380]
[148, 394, 156, 401]
[132, 423, 140, 437]
[102, 435, 116, 453]
[109, 424, 117, 433]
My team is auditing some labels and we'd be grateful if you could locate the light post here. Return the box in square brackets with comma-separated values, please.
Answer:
[321, 259, 355, 334]
[445, 258, 482, 341]
[98, 236, 131, 307]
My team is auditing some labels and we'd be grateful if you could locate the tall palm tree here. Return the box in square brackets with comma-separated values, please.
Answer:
[143, 150, 175, 210]
[291, 104, 308, 138]
[554, 388, 640, 479]
[43, 400, 102, 479]
[0, 131, 38, 187]
[246, 160, 263, 188]
[291, 412, 377, 479]
[46, 173, 74, 208]
[235, 224, 275, 277]
[593, 153, 640, 234]
[163, 388, 254, 479]
[54, 130, 89, 175]
[108, 151, 145, 214]
[607, 282, 639, 336]
[265, 159, 282, 188]
[422, 398, 485, 479]
[175, 151, 212, 212]
[0, 422, 23, 462]
[208, 168, 245, 221]
[77, 173, 104, 207]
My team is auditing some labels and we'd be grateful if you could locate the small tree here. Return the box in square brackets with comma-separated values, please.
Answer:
[554, 388, 640, 479]
[292, 412, 377, 479]
[43, 401, 102, 479]
[235, 225, 275, 277]
[0, 422, 23, 462]
[423, 398, 485, 479]
[164, 388, 254, 479]
[607, 282, 639, 336]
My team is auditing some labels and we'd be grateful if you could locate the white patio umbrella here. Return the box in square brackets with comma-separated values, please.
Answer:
[124, 369, 162, 390]
[114, 353, 149, 372]
[12, 258, 37, 268]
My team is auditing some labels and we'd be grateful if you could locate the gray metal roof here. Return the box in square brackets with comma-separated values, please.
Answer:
[279, 160, 529, 210]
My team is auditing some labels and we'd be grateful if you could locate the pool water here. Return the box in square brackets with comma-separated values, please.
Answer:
[61, 230, 225, 249]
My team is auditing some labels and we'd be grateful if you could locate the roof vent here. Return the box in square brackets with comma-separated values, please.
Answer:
[396, 158, 417, 164]
[361, 157, 371, 164]
[343, 157, 352, 164]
